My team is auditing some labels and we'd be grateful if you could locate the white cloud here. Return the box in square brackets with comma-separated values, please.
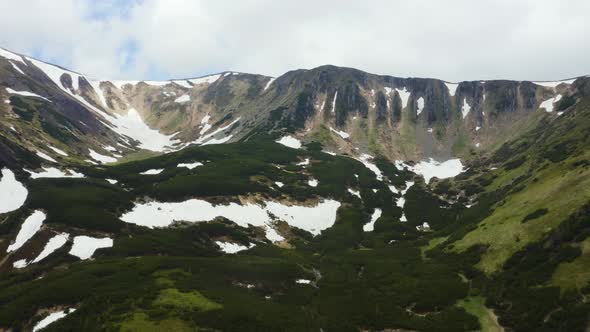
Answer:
[0, 0, 588, 81]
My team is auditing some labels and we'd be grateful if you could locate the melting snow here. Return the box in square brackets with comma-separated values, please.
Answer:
[202, 135, 233, 145]
[0, 48, 26, 64]
[388, 185, 399, 194]
[88, 80, 108, 107]
[7, 210, 45, 253]
[31, 233, 69, 263]
[539, 95, 562, 113]
[174, 94, 190, 103]
[416, 97, 425, 115]
[264, 78, 275, 91]
[216, 241, 253, 254]
[69, 236, 113, 260]
[36, 151, 57, 163]
[120, 198, 341, 237]
[296, 158, 310, 166]
[348, 188, 361, 198]
[445, 82, 459, 96]
[416, 222, 431, 231]
[89, 149, 117, 164]
[48, 146, 68, 156]
[331, 91, 338, 113]
[109, 109, 180, 152]
[276, 135, 302, 149]
[140, 169, 164, 175]
[13, 259, 27, 268]
[461, 98, 471, 119]
[199, 114, 212, 135]
[189, 74, 222, 85]
[265, 228, 285, 242]
[330, 127, 350, 139]
[0, 168, 28, 214]
[363, 208, 382, 232]
[395, 88, 411, 108]
[357, 154, 383, 181]
[33, 309, 76, 332]
[396, 181, 415, 222]
[194, 118, 240, 145]
[26, 167, 84, 179]
[410, 159, 464, 184]
[533, 79, 576, 88]
[5, 87, 50, 101]
[177, 162, 203, 169]
[172, 80, 192, 89]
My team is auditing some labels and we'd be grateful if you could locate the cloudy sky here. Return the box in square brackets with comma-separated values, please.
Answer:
[0, 0, 588, 82]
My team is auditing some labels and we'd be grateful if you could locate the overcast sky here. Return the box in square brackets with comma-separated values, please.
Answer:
[0, 0, 588, 82]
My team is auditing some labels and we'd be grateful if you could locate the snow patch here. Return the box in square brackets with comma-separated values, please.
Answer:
[194, 118, 240, 145]
[410, 159, 464, 184]
[120, 198, 341, 237]
[48, 146, 68, 157]
[461, 98, 471, 119]
[330, 127, 350, 139]
[0, 48, 26, 64]
[26, 167, 84, 179]
[89, 149, 117, 164]
[33, 309, 76, 332]
[539, 94, 562, 113]
[172, 80, 192, 89]
[331, 91, 338, 113]
[88, 80, 108, 107]
[275, 181, 284, 188]
[174, 94, 190, 103]
[416, 97, 425, 115]
[296, 158, 310, 166]
[296, 279, 311, 284]
[32, 233, 69, 263]
[140, 169, 164, 175]
[348, 188, 361, 198]
[395, 88, 411, 108]
[189, 74, 222, 85]
[5, 87, 50, 102]
[357, 154, 383, 181]
[0, 168, 28, 214]
[69, 236, 113, 260]
[106, 179, 118, 184]
[308, 178, 319, 187]
[10, 61, 25, 75]
[177, 162, 203, 169]
[276, 135, 302, 149]
[109, 109, 180, 152]
[216, 241, 253, 254]
[264, 78, 275, 91]
[363, 208, 382, 232]
[7, 210, 45, 253]
[445, 82, 459, 96]
[36, 151, 57, 163]
[533, 79, 576, 88]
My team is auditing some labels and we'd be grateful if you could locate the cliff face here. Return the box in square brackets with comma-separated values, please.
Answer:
[264, 65, 580, 160]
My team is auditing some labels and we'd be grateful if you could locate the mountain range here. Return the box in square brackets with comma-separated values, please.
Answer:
[0, 47, 589, 331]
